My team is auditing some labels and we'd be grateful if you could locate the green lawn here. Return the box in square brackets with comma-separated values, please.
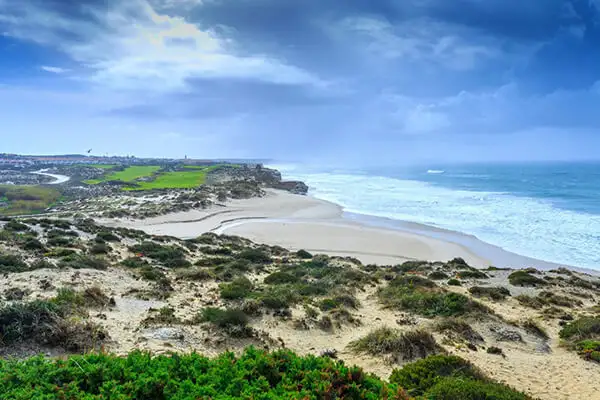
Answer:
[84, 166, 161, 184]
[131, 169, 209, 190]
[83, 164, 118, 170]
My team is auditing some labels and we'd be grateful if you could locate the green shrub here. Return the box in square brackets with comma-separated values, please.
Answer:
[120, 257, 150, 268]
[435, 318, 483, 344]
[0, 348, 405, 399]
[559, 317, 600, 341]
[318, 298, 340, 311]
[508, 271, 547, 287]
[96, 231, 121, 242]
[264, 271, 300, 285]
[428, 271, 450, 280]
[349, 327, 441, 362]
[425, 377, 529, 399]
[129, 242, 188, 266]
[0, 253, 28, 273]
[176, 268, 213, 281]
[220, 277, 253, 300]
[138, 266, 166, 281]
[89, 242, 110, 255]
[58, 255, 109, 270]
[142, 306, 180, 326]
[237, 248, 272, 264]
[199, 307, 249, 329]
[258, 286, 299, 310]
[447, 279, 462, 286]
[457, 270, 488, 279]
[4, 220, 30, 232]
[487, 346, 503, 355]
[390, 275, 437, 289]
[378, 283, 485, 317]
[296, 249, 313, 259]
[576, 340, 600, 363]
[515, 294, 546, 309]
[22, 238, 46, 252]
[538, 291, 582, 307]
[0, 299, 106, 351]
[389, 355, 485, 396]
[468, 286, 511, 300]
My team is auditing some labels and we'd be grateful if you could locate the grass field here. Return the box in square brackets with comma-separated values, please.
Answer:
[84, 166, 161, 185]
[131, 169, 208, 190]
[0, 185, 61, 216]
[85, 164, 238, 190]
[79, 164, 118, 170]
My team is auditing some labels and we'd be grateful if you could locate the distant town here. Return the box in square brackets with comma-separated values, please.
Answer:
[0, 153, 267, 167]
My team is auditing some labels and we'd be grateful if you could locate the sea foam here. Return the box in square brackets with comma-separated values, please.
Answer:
[271, 164, 600, 269]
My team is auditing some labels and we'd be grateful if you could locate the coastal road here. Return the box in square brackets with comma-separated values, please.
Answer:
[31, 169, 71, 184]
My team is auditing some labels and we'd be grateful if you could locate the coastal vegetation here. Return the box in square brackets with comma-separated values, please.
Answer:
[0, 185, 61, 216]
[0, 215, 598, 399]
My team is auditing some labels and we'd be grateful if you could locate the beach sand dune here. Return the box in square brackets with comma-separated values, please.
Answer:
[106, 189, 489, 267]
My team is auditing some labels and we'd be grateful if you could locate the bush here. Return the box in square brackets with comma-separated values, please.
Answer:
[0, 348, 406, 399]
[264, 271, 300, 285]
[89, 242, 110, 255]
[378, 283, 485, 317]
[425, 377, 529, 399]
[447, 279, 462, 286]
[0, 299, 106, 351]
[96, 231, 121, 242]
[457, 270, 488, 279]
[4, 220, 30, 232]
[389, 355, 485, 396]
[220, 277, 253, 300]
[390, 275, 437, 289]
[139, 266, 168, 282]
[199, 307, 249, 329]
[0, 253, 28, 273]
[129, 242, 188, 266]
[428, 271, 449, 280]
[176, 268, 213, 281]
[58, 255, 109, 270]
[538, 291, 582, 307]
[435, 318, 483, 344]
[515, 294, 545, 309]
[468, 286, 511, 300]
[349, 327, 441, 362]
[22, 238, 46, 252]
[120, 257, 150, 268]
[559, 317, 600, 341]
[487, 346, 503, 355]
[237, 248, 272, 264]
[508, 271, 547, 287]
[296, 249, 313, 259]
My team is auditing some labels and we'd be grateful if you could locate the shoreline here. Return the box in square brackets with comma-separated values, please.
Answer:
[104, 189, 583, 271]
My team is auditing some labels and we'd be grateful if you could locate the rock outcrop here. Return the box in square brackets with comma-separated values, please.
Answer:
[207, 165, 309, 195]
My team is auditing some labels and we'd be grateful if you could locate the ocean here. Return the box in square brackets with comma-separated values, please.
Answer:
[271, 162, 600, 270]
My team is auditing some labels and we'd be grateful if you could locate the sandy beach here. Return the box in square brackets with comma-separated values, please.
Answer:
[105, 189, 497, 267]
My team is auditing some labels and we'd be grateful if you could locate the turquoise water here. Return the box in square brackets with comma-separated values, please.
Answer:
[272, 162, 600, 269]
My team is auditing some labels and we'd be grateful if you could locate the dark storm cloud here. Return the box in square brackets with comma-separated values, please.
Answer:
[2, 0, 600, 161]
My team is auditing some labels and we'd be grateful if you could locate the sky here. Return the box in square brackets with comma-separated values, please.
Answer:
[2, 0, 600, 165]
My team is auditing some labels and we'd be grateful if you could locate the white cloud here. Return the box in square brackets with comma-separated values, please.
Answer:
[40, 66, 69, 74]
[339, 17, 500, 70]
[1, 0, 322, 92]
